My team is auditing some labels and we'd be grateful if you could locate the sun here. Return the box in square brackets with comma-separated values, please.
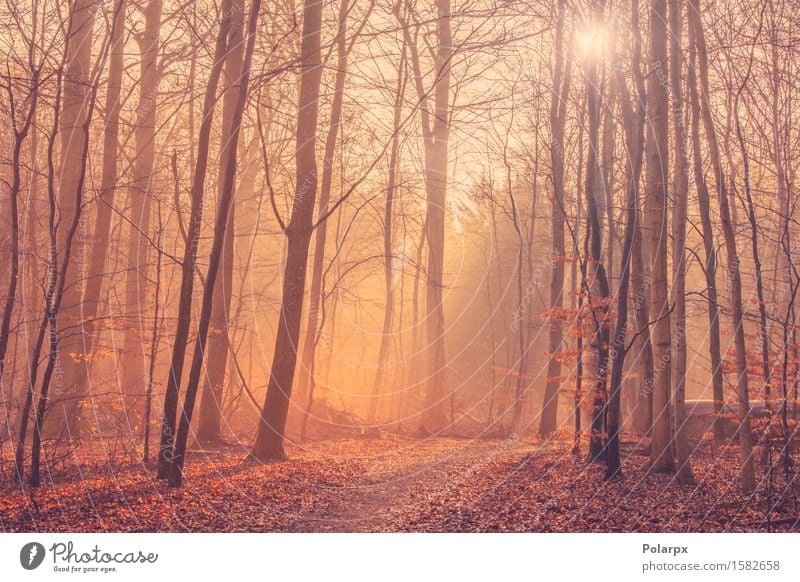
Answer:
[576, 25, 608, 56]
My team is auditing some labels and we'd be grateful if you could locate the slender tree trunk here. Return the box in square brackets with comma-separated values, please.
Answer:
[669, 0, 694, 483]
[769, 14, 789, 358]
[627, 0, 654, 438]
[157, 2, 232, 478]
[540, 0, 571, 436]
[631, 218, 654, 435]
[605, 43, 644, 478]
[196, 0, 245, 444]
[423, 0, 452, 431]
[508, 155, 528, 433]
[583, 0, 610, 463]
[370, 39, 407, 423]
[689, 0, 755, 493]
[734, 87, 771, 410]
[143, 203, 164, 463]
[14, 53, 68, 484]
[572, 98, 585, 452]
[646, 0, 675, 473]
[297, 0, 351, 423]
[686, 2, 724, 440]
[251, 0, 325, 460]
[41, 0, 97, 438]
[123, 0, 162, 409]
[0, 61, 39, 396]
[168, 0, 263, 486]
[600, 75, 615, 287]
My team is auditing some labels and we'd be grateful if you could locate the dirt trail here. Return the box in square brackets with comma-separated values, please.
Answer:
[2, 435, 791, 532]
[286, 437, 532, 532]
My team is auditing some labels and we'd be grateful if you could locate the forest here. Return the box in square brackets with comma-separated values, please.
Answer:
[1, 0, 800, 532]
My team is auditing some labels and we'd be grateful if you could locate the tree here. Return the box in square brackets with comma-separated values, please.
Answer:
[583, 0, 611, 463]
[669, 0, 694, 483]
[686, 0, 724, 441]
[606, 0, 646, 479]
[0, 16, 40, 405]
[56, 0, 127, 436]
[122, 0, 162, 409]
[688, 0, 755, 493]
[157, 1, 233, 478]
[41, 0, 98, 437]
[168, 0, 264, 486]
[539, 0, 571, 437]
[196, 0, 246, 445]
[297, 0, 354, 423]
[399, 0, 452, 431]
[369, 20, 407, 423]
[645, 0, 675, 473]
[252, 0, 326, 460]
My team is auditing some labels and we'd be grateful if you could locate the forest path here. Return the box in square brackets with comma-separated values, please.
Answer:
[2, 435, 788, 532]
[285, 436, 538, 532]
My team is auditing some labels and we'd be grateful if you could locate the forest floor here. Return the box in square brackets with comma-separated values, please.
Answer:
[1, 434, 798, 532]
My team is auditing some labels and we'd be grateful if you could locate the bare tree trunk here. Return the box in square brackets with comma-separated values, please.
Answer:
[626, 0, 654, 437]
[370, 35, 406, 423]
[600, 76, 615, 287]
[689, 0, 755, 493]
[584, 0, 610, 463]
[424, 0, 452, 431]
[297, 0, 352, 422]
[734, 78, 771, 411]
[168, 0, 263, 486]
[539, 0, 571, 436]
[646, 0, 675, 473]
[0, 49, 39, 395]
[400, 0, 452, 431]
[14, 51, 68, 484]
[507, 149, 528, 434]
[669, 0, 694, 483]
[251, 0, 325, 461]
[686, 1, 724, 440]
[143, 203, 164, 462]
[606, 34, 645, 478]
[196, 0, 245, 444]
[57, 0, 126, 435]
[572, 98, 585, 453]
[405, 216, 427, 424]
[123, 0, 162, 408]
[157, 1, 232, 478]
[41, 0, 97, 438]
[768, 9, 789, 353]
[483, 241, 499, 427]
